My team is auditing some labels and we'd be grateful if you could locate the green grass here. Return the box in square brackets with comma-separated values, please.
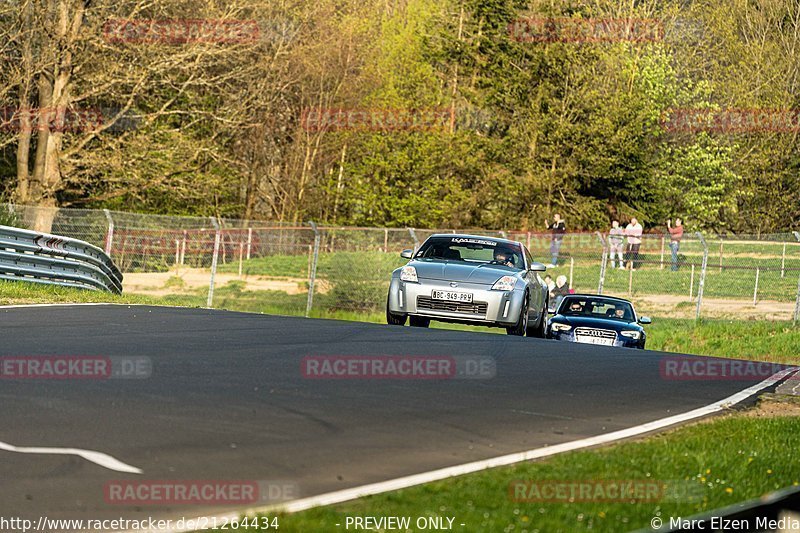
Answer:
[264, 411, 800, 533]
[646, 319, 800, 363]
[0, 280, 164, 306]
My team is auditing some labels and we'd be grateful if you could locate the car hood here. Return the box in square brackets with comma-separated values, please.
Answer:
[551, 315, 642, 332]
[409, 259, 517, 285]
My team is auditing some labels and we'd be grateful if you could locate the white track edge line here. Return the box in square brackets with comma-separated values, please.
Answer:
[122, 367, 798, 533]
[0, 441, 142, 474]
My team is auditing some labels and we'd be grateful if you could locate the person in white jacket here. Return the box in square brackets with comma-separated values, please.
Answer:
[625, 218, 643, 270]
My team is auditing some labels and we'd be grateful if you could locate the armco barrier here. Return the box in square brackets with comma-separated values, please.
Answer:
[0, 225, 123, 293]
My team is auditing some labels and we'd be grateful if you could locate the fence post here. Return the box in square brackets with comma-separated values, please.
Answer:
[794, 271, 800, 325]
[628, 266, 633, 296]
[383, 228, 389, 253]
[659, 235, 665, 269]
[596, 231, 607, 294]
[792, 234, 800, 319]
[180, 230, 187, 265]
[408, 228, 420, 250]
[753, 267, 759, 305]
[103, 209, 114, 256]
[689, 264, 695, 300]
[207, 217, 221, 308]
[246, 228, 252, 260]
[569, 257, 574, 289]
[781, 242, 786, 278]
[695, 232, 708, 321]
[305, 221, 321, 318]
[238, 241, 244, 278]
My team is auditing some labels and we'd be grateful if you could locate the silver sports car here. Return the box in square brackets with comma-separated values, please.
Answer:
[386, 234, 550, 336]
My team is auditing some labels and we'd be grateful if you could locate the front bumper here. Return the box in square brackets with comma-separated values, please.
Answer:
[547, 328, 645, 349]
[388, 277, 525, 326]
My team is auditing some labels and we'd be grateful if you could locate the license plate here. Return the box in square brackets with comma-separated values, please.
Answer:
[431, 290, 473, 303]
[576, 336, 614, 346]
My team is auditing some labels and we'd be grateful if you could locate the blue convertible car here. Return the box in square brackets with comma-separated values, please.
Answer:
[547, 294, 651, 349]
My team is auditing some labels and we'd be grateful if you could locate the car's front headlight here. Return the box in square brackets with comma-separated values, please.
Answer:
[551, 323, 572, 332]
[620, 330, 642, 340]
[400, 266, 418, 283]
[491, 275, 517, 291]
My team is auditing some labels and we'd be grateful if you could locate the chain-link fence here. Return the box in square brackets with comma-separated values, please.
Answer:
[2, 203, 799, 323]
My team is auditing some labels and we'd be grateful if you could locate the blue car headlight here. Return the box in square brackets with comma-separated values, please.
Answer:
[620, 330, 642, 340]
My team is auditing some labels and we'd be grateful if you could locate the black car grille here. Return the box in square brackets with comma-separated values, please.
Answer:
[417, 296, 488, 316]
[574, 327, 617, 340]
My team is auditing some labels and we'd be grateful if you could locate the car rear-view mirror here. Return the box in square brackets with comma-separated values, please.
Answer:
[639, 316, 652, 325]
[530, 262, 547, 272]
[400, 249, 413, 259]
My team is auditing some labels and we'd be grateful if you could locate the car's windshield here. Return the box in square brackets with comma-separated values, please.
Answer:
[558, 297, 635, 322]
[415, 237, 524, 269]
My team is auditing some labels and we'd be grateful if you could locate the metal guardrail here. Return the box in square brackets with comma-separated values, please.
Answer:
[0, 225, 123, 293]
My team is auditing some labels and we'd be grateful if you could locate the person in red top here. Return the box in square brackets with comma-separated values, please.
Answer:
[667, 218, 684, 271]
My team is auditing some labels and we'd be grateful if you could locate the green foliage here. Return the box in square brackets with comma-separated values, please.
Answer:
[2, 0, 799, 233]
[0, 204, 19, 227]
[324, 252, 401, 311]
[656, 135, 742, 230]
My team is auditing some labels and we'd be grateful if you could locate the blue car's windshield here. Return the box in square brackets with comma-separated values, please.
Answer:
[559, 297, 635, 322]
[415, 237, 524, 269]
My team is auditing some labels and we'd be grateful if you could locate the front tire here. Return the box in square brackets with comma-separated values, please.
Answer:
[506, 293, 529, 336]
[409, 315, 431, 328]
[386, 299, 407, 326]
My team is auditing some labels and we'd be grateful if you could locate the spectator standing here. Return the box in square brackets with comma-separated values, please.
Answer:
[543, 274, 555, 295]
[545, 214, 566, 267]
[625, 217, 643, 270]
[551, 274, 570, 311]
[667, 218, 684, 271]
[608, 220, 625, 269]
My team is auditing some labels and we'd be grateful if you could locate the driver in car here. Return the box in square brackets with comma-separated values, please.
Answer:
[493, 249, 515, 267]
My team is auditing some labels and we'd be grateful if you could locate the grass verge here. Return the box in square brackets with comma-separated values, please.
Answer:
[264, 402, 800, 533]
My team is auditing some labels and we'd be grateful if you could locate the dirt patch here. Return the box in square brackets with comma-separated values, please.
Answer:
[123, 268, 329, 296]
[744, 398, 800, 418]
[631, 294, 796, 321]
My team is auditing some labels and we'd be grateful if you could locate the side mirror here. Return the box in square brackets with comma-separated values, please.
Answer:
[638, 316, 652, 325]
[400, 249, 414, 259]
[529, 262, 547, 272]
[548, 306, 557, 315]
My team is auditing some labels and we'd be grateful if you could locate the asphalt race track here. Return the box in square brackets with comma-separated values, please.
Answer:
[0, 305, 784, 527]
